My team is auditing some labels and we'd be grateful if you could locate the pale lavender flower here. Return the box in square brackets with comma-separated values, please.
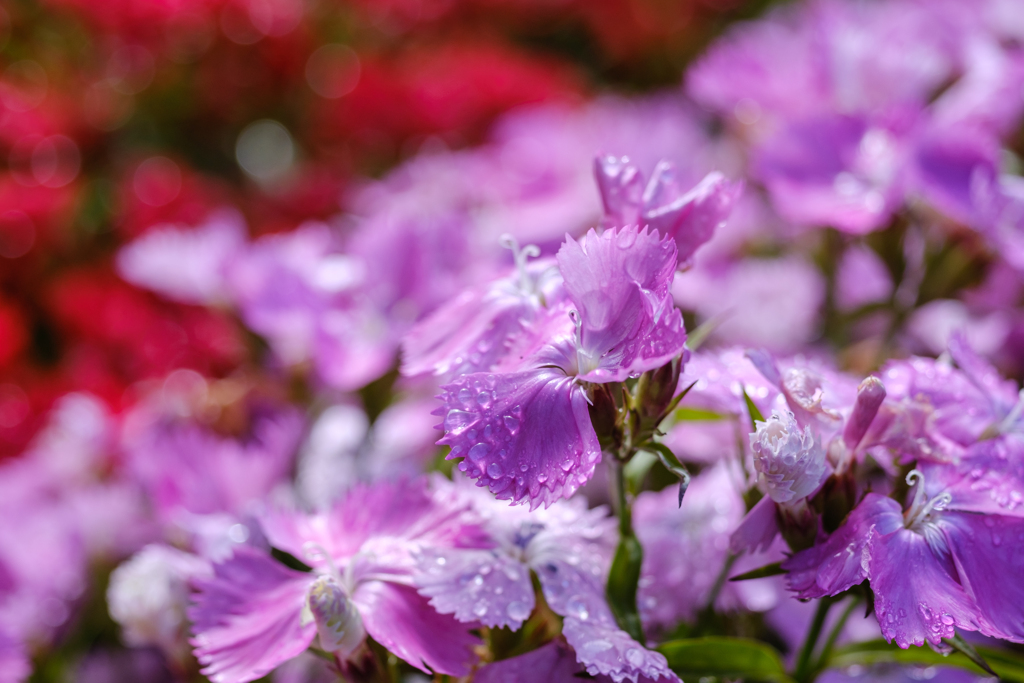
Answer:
[835, 245, 894, 312]
[436, 225, 687, 507]
[635, 465, 782, 631]
[414, 479, 676, 683]
[116, 209, 247, 305]
[751, 411, 829, 504]
[107, 544, 212, 663]
[189, 478, 485, 682]
[673, 256, 825, 353]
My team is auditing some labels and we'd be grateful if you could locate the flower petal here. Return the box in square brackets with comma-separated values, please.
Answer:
[942, 512, 1024, 642]
[353, 581, 480, 676]
[474, 638, 585, 683]
[438, 369, 601, 508]
[868, 525, 985, 648]
[784, 493, 899, 599]
[189, 548, 315, 683]
[729, 495, 779, 555]
[642, 168, 743, 266]
[261, 478, 483, 570]
[414, 548, 534, 629]
[0, 629, 29, 683]
[556, 226, 681, 383]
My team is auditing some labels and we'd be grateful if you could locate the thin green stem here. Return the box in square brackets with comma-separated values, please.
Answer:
[705, 552, 737, 612]
[813, 597, 859, 676]
[614, 455, 632, 535]
[794, 598, 833, 683]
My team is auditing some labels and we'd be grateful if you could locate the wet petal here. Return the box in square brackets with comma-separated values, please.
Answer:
[557, 226, 682, 383]
[784, 493, 898, 599]
[353, 581, 480, 676]
[729, 495, 779, 554]
[189, 548, 315, 683]
[414, 548, 534, 629]
[868, 525, 984, 648]
[438, 369, 601, 508]
[942, 512, 1024, 642]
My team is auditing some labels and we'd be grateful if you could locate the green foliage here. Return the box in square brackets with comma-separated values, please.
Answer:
[658, 636, 794, 682]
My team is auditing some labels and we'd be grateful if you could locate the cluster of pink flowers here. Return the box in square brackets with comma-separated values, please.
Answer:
[6, 0, 1024, 682]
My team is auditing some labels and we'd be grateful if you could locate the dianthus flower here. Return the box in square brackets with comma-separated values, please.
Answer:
[415, 478, 677, 683]
[783, 453, 1024, 648]
[189, 478, 486, 682]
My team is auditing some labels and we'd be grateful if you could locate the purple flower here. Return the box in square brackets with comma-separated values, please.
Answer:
[595, 155, 743, 266]
[753, 113, 909, 234]
[784, 461, 1024, 648]
[435, 225, 687, 507]
[123, 403, 304, 523]
[189, 478, 484, 682]
[116, 209, 247, 305]
[835, 245, 894, 312]
[635, 465, 782, 631]
[414, 479, 677, 683]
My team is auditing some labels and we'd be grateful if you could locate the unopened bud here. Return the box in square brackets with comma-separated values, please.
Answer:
[843, 376, 886, 451]
[306, 575, 365, 658]
[750, 411, 828, 504]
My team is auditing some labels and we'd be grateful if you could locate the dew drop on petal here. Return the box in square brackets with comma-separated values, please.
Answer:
[469, 443, 490, 462]
[486, 463, 504, 479]
[507, 601, 531, 621]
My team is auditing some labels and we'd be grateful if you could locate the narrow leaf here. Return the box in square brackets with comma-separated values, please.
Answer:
[673, 406, 727, 421]
[943, 633, 997, 678]
[827, 639, 1024, 682]
[743, 388, 766, 430]
[661, 380, 698, 421]
[658, 636, 793, 682]
[644, 442, 691, 507]
[729, 562, 785, 582]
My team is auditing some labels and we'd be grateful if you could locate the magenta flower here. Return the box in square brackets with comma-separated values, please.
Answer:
[595, 155, 742, 267]
[188, 478, 485, 683]
[435, 224, 687, 507]
[414, 479, 677, 683]
[784, 453, 1024, 648]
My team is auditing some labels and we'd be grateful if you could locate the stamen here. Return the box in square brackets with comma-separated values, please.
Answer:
[903, 469, 953, 530]
[500, 233, 541, 293]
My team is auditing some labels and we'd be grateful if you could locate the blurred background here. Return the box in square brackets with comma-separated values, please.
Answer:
[0, 0, 765, 462]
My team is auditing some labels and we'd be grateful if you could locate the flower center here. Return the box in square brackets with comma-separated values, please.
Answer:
[903, 469, 952, 533]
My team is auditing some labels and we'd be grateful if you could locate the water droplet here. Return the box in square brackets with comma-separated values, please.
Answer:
[473, 601, 488, 617]
[625, 648, 645, 666]
[940, 614, 954, 625]
[560, 458, 574, 471]
[566, 597, 589, 620]
[507, 601, 531, 621]
[519, 464, 528, 472]
[477, 391, 493, 408]
[469, 443, 490, 462]
[444, 410, 475, 432]
[503, 415, 520, 434]
[472, 575, 484, 587]
[487, 463, 504, 479]
[458, 387, 473, 405]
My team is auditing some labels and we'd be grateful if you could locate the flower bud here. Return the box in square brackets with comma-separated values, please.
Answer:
[750, 411, 828, 504]
[306, 575, 365, 658]
[842, 376, 886, 450]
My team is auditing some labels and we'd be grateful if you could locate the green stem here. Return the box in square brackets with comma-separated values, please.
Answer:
[794, 598, 833, 683]
[813, 597, 859, 677]
[606, 457, 645, 643]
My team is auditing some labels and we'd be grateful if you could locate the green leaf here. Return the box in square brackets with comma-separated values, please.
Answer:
[743, 388, 766, 430]
[943, 632, 997, 677]
[658, 636, 794, 682]
[729, 561, 785, 582]
[673, 406, 728, 421]
[606, 534, 645, 643]
[827, 639, 1024, 682]
[644, 443, 691, 507]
